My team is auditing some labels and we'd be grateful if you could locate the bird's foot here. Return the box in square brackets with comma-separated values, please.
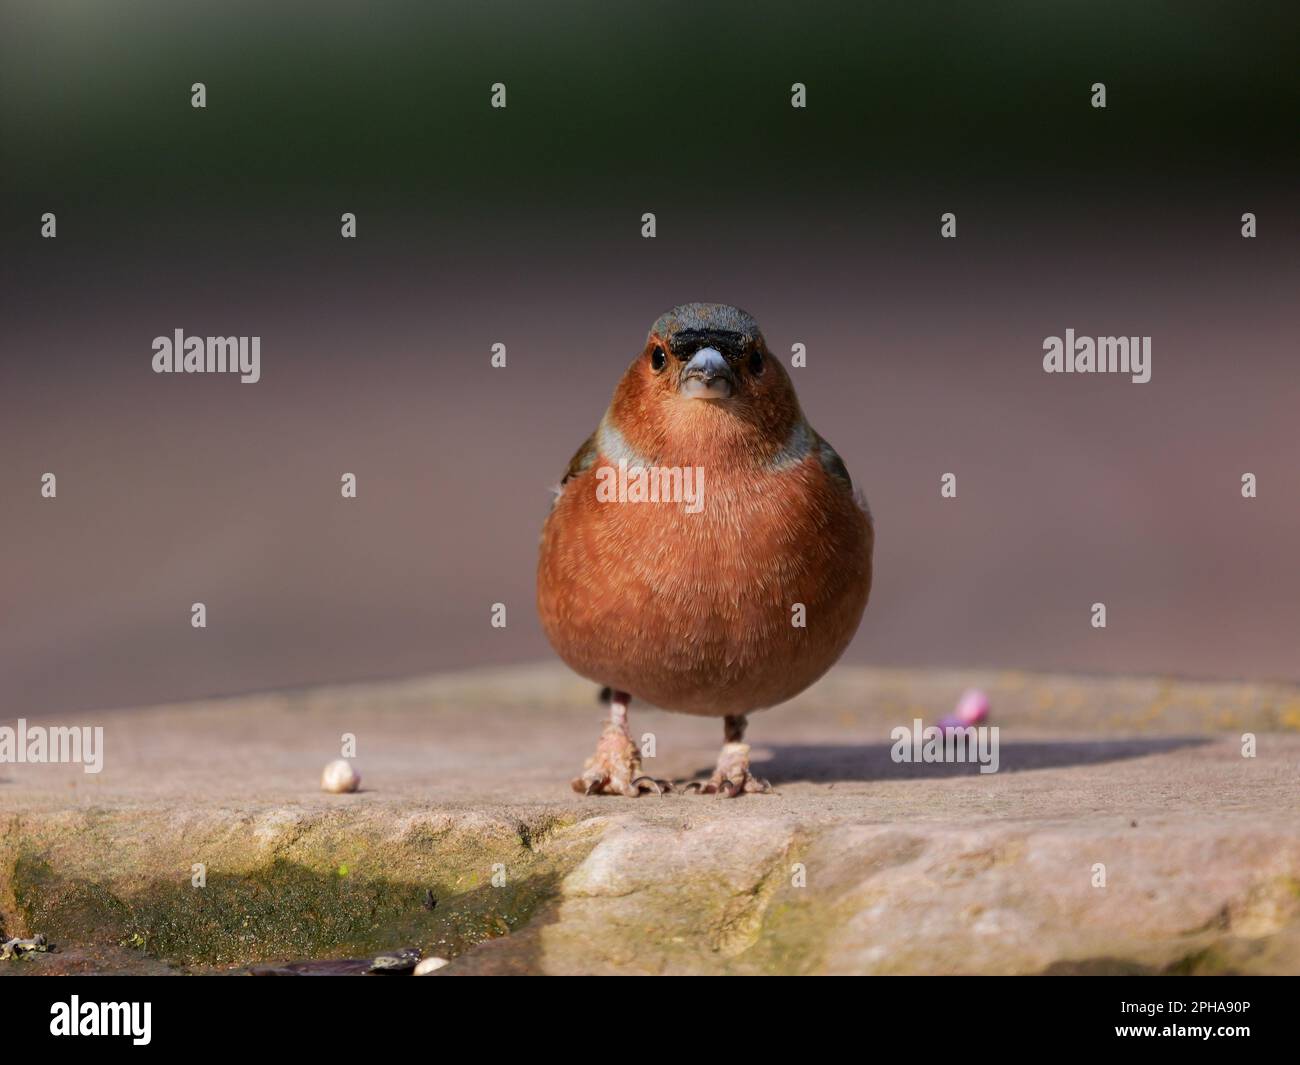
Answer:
[682, 742, 772, 797]
[571, 722, 671, 797]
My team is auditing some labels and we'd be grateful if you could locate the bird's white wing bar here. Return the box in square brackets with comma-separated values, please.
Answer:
[596, 415, 655, 468]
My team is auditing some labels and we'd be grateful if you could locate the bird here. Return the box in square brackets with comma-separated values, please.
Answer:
[537, 303, 873, 797]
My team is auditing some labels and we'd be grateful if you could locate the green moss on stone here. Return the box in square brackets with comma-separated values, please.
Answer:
[9, 846, 564, 968]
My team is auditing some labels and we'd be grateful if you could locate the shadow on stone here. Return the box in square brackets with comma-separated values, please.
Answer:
[755, 736, 1211, 783]
[1039, 957, 1163, 975]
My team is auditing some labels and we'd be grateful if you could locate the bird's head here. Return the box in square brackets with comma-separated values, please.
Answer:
[608, 304, 801, 460]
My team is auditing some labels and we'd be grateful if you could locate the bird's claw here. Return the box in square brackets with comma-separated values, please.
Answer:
[680, 774, 771, 797]
[573, 767, 642, 797]
[574, 771, 673, 797]
[681, 742, 772, 797]
[571, 722, 664, 797]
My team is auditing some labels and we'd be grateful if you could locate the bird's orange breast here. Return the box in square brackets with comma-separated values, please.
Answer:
[537, 450, 873, 716]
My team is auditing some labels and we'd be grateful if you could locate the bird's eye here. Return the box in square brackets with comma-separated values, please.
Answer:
[748, 349, 764, 375]
[651, 346, 667, 372]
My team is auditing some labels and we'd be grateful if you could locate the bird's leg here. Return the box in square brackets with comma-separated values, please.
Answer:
[571, 690, 671, 797]
[684, 714, 772, 797]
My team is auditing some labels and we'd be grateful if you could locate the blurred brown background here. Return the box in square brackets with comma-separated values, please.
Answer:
[2, 1, 1297, 715]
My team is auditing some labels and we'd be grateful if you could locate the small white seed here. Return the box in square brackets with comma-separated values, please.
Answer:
[321, 759, 360, 793]
[413, 957, 449, 976]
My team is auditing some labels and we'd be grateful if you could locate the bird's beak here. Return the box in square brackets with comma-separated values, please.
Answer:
[679, 347, 735, 400]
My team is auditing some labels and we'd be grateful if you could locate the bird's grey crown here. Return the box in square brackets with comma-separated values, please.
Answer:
[650, 303, 762, 347]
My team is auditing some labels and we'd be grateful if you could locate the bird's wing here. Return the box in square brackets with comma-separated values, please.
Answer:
[547, 430, 598, 507]
[814, 430, 872, 519]
[812, 430, 852, 489]
[562, 431, 599, 486]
